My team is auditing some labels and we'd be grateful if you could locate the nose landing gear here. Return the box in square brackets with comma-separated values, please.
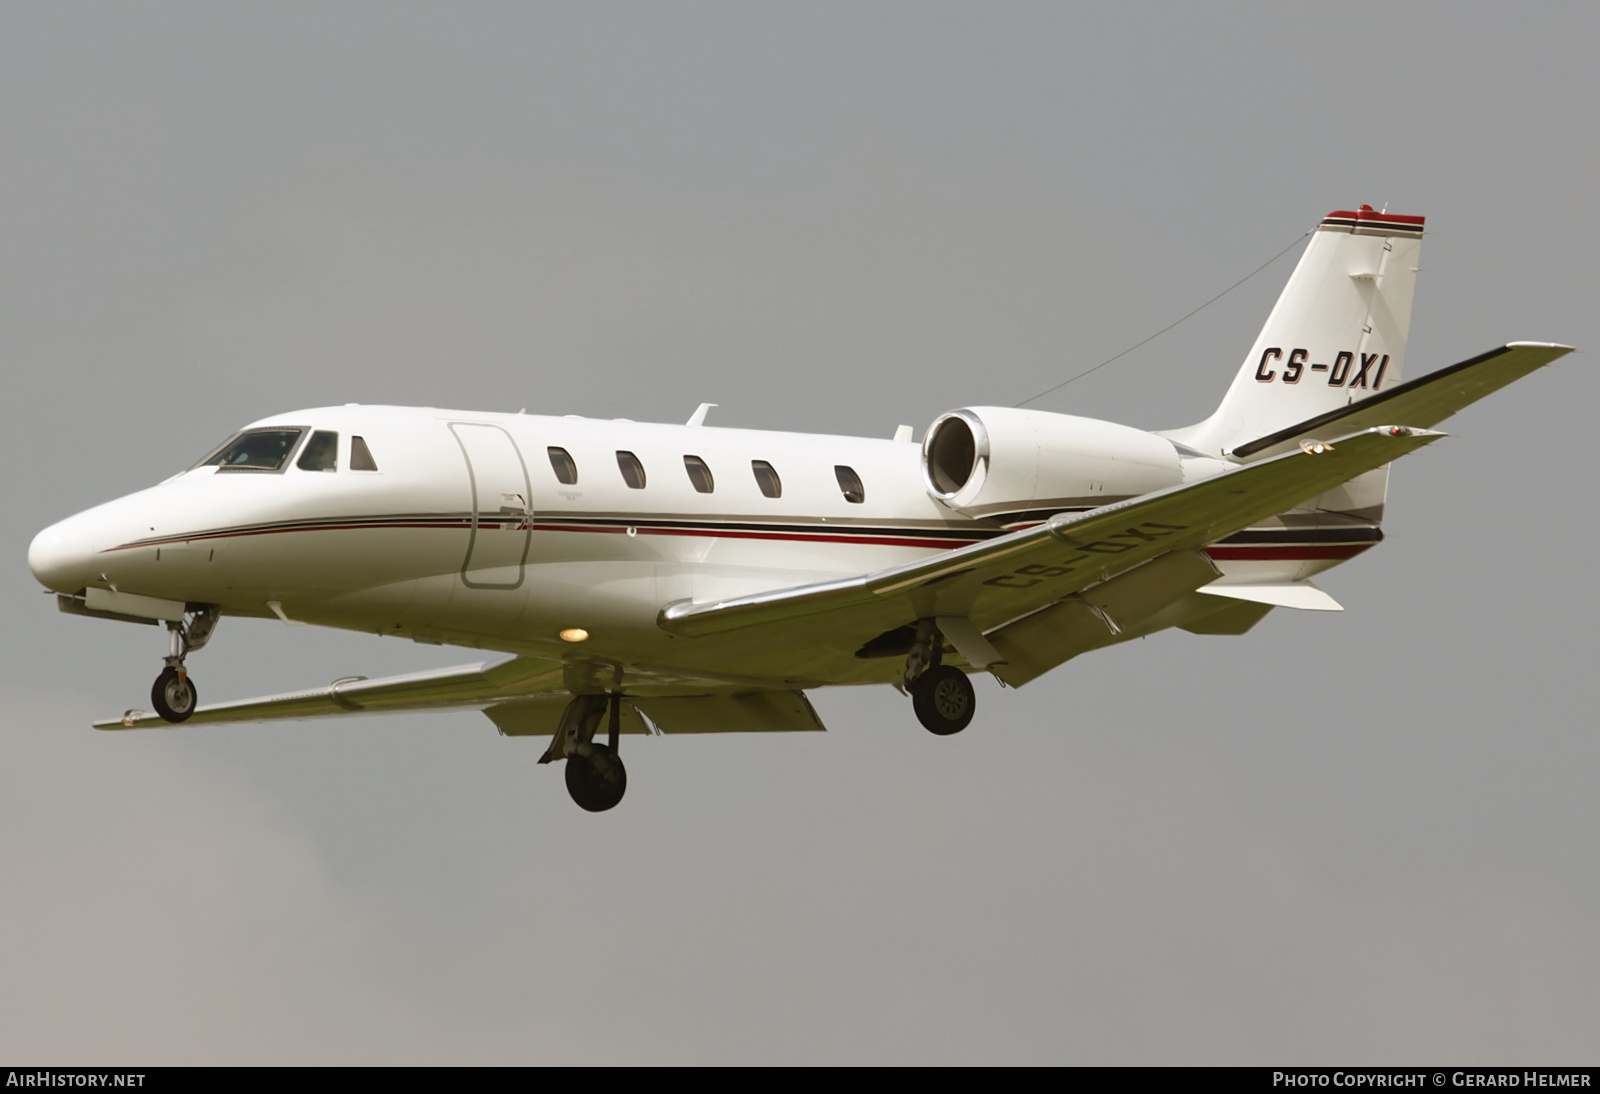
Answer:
[542, 693, 628, 812]
[148, 606, 219, 724]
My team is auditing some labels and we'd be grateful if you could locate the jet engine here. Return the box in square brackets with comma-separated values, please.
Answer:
[921, 407, 1193, 522]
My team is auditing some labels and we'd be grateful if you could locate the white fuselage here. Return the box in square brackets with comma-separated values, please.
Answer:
[29, 404, 1372, 689]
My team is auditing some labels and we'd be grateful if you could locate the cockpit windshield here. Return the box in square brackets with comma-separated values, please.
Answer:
[198, 429, 305, 472]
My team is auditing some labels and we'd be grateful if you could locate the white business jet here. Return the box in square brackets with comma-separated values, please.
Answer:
[29, 207, 1573, 811]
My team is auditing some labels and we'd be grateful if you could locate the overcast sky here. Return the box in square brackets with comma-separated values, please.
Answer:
[3, 2, 1597, 1064]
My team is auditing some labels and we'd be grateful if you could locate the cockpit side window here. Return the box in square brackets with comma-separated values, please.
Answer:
[350, 436, 379, 471]
[201, 429, 305, 473]
[296, 431, 339, 472]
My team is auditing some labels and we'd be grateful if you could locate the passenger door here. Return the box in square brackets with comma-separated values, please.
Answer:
[450, 423, 532, 589]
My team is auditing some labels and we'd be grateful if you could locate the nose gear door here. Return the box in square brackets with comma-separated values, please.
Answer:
[450, 422, 532, 589]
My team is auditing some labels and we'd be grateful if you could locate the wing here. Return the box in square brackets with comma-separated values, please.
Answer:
[1229, 342, 1573, 460]
[99, 656, 827, 736]
[99, 655, 569, 730]
[660, 425, 1444, 645]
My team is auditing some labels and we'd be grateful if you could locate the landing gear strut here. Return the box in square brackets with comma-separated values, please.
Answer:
[542, 693, 628, 812]
[149, 606, 219, 724]
[904, 618, 976, 736]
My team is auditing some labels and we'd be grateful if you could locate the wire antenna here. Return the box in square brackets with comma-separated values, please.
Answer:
[1013, 227, 1313, 408]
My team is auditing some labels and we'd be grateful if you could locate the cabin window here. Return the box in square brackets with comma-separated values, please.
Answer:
[616, 450, 647, 489]
[835, 465, 866, 504]
[548, 446, 578, 485]
[201, 429, 305, 473]
[350, 435, 379, 471]
[748, 460, 780, 499]
[296, 431, 339, 472]
[683, 455, 715, 494]
[751, 460, 782, 499]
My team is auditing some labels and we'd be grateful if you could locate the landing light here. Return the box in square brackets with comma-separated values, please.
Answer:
[559, 628, 589, 643]
[1299, 440, 1335, 455]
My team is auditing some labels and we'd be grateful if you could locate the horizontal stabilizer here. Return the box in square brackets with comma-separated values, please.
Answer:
[1231, 342, 1573, 460]
[1202, 581, 1342, 611]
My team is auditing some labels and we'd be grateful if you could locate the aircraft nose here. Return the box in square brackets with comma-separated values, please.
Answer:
[29, 516, 95, 594]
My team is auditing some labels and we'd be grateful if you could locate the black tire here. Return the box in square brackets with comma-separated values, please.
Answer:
[151, 667, 197, 723]
[911, 665, 975, 736]
[564, 743, 627, 812]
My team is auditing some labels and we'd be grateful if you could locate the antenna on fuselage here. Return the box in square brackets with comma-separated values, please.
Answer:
[686, 403, 718, 427]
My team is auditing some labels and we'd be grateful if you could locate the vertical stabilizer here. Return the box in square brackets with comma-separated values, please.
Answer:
[1168, 207, 1424, 461]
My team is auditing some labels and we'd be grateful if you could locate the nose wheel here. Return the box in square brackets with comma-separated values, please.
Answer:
[151, 666, 198, 723]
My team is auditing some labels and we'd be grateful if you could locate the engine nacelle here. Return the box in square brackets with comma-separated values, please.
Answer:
[921, 407, 1190, 521]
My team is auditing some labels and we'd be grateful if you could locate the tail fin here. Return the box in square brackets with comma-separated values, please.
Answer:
[1168, 207, 1424, 460]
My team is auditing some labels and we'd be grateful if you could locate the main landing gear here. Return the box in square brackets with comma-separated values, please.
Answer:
[541, 693, 628, 812]
[149, 606, 220, 724]
[903, 619, 976, 736]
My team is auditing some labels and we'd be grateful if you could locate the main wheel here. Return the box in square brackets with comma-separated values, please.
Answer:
[911, 665, 975, 736]
[151, 667, 197, 723]
[565, 743, 627, 812]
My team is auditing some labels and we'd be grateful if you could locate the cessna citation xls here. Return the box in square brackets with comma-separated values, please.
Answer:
[28, 207, 1574, 811]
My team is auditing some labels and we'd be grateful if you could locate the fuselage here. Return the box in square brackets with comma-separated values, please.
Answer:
[29, 404, 1379, 688]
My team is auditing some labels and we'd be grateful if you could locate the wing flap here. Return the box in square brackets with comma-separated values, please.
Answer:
[988, 548, 1222, 686]
[485, 696, 656, 737]
[633, 691, 827, 734]
[1230, 342, 1573, 460]
[660, 425, 1443, 642]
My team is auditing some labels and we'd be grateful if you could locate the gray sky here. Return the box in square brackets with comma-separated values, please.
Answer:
[3, 2, 1597, 1064]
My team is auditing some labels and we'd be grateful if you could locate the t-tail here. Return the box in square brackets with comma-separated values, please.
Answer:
[1162, 206, 1571, 610]
[1165, 205, 1426, 525]
[1170, 206, 1424, 458]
